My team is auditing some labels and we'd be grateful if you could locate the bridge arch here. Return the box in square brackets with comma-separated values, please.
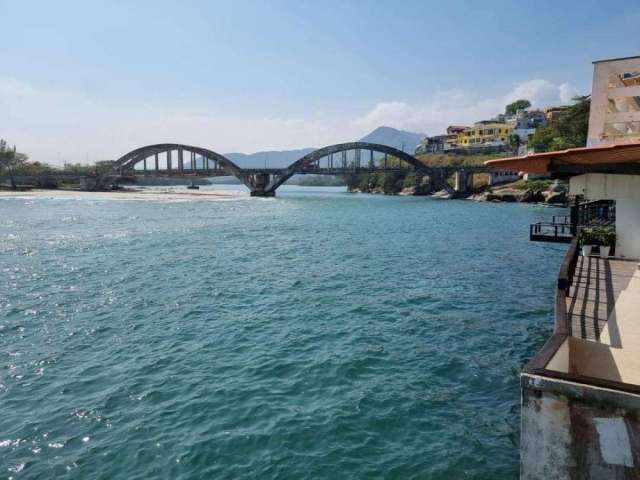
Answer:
[102, 141, 491, 197]
[260, 142, 434, 195]
[111, 143, 243, 178]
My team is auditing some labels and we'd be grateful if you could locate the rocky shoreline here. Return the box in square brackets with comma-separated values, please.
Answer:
[349, 179, 569, 205]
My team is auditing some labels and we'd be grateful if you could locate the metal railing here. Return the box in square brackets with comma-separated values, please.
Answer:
[530, 222, 574, 243]
[578, 199, 615, 227]
[530, 198, 616, 243]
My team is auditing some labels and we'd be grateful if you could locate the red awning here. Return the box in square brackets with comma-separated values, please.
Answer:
[485, 142, 640, 173]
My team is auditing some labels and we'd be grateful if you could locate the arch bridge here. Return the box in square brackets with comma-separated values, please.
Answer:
[103, 142, 504, 196]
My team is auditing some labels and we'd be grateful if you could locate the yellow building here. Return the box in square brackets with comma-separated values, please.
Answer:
[456, 122, 512, 146]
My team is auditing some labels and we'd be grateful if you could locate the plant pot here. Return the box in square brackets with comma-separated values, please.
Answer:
[600, 245, 611, 259]
[582, 245, 593, 257]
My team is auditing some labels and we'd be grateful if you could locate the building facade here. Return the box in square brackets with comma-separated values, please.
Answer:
[457, 122, 512, 146]
[414, 126, 469, 154]
[544, 106, 569, 123]
[487, 55, 640, 479]
[588, 55, 640, 146]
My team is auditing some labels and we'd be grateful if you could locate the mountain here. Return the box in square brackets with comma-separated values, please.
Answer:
[357, 126, 425, 153]
[223, 126, 425, 169]
[224, 148, 315, 169]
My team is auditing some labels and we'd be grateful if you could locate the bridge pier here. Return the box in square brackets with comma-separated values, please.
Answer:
[429, 169, 449, 192]
[250, 190, 276, 197]
[453, 170, 471, 193]
[242, 172, 277, 197]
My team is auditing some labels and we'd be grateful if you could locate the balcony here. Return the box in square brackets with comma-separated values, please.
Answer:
[529, 199, 615, 243]
[529, 215, 574, 243]
[521, 235, 640, 476]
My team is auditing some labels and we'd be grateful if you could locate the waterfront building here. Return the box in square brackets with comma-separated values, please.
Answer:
[457, 121, 512, 147]
[446, 125, 468, 135]
[588, 55, 640, 146]
[492, 108, 547, 144]
[544, 105, 569, 122]
[415, 134, 450, 154]
[414, 126, 468, 154]
[486, 55, 640, 479]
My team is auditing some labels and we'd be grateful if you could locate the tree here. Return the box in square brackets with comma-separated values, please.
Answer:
[528, 95, 590, 153]
[505, 99, 531, 115]
[508, 133, 521, 153]
[0, 139, 27, 190]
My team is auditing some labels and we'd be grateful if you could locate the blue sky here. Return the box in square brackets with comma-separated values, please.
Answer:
[1, 0, 639, 163]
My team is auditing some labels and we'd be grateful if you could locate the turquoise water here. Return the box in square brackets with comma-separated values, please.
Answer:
[0, 187, 566, 479]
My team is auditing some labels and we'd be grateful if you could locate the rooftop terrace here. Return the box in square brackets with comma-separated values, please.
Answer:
[527, 239, 640, 393]
[566, 256, 640, 386]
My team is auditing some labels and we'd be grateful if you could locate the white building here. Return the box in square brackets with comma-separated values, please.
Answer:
[588, 55, 640, 146]
[486, 55, 640, 479]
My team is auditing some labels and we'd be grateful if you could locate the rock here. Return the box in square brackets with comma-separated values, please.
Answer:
[497, 193, 519, 202]
[431, 189, 454, 199]
[399, 183, 432, 196]
[519, 189, 535, 202]
[486, 188, 521, 202]
[519, 189, 545, 203]
[544, 190, 567, 204]
[549, 180, 567, 193]
[469, 192, 488, 201]
[532, 190, 546, 202]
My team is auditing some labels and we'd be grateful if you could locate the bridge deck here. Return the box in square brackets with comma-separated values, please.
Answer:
[126, 165, 493, 176]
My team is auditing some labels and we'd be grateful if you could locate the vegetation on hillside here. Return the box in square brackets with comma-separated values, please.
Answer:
[505, 99, 531, 115]
[510, 179, 554, 191]
[528, 95, 590, 152]
[287, 174, 345, 186]
[415, 152, 511, 167]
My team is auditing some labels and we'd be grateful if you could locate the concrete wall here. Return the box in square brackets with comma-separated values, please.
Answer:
[616, 199, 640, 259]
[488, 171, 520, 185]
[521, 374, 640, 479]
[570, 173, 640, 259]
[588, 56, 640, 147]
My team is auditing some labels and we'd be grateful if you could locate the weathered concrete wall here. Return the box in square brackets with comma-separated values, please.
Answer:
[521, 374, 640, 479]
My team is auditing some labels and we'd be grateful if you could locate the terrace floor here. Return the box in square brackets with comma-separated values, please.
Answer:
[567, 256, 640, 384]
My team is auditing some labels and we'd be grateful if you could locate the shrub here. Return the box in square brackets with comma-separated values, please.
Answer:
[580, 226, 616, 247]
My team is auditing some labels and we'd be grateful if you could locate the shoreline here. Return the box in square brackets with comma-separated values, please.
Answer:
[0, 187, 245, 201]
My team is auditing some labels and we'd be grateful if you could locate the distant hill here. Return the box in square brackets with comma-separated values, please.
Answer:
[357, 126, 424, 153]
[224, 148, 315, 169]
[223, 126, 425, 168]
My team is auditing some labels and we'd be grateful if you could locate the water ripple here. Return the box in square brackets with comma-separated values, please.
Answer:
[0, 187, 566, 479]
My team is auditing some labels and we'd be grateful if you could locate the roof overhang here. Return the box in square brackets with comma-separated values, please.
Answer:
[485, 142, 640, 176]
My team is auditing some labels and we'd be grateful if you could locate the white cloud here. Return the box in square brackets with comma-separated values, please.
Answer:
[0, 77, 578, 164]
[0, 77, 361, 164]
[353, 79, 579, 136]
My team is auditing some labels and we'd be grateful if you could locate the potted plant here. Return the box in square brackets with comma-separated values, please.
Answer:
[579, 227, 595, 257]
[593, 226, 616, 258]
